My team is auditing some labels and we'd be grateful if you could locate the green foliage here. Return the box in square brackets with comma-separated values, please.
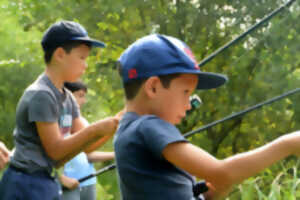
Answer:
[227, 160, 300, 200]
[0, 0, 300, 199]
[0, 0, 43, 148]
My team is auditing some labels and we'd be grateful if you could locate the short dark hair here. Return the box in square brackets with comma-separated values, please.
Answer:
[123, 74, 181, 100]
[43, 40, 91, 64]
[64, 81, 88, 93]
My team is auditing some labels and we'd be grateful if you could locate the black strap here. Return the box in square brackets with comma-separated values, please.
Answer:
[193, 181, 208, 197]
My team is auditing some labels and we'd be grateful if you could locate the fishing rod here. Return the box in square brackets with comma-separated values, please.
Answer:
[198, 0, 296, 67]
[184, 87, 300, 138]
[78, 164, 116, 183]
[79, 87, 300, 181]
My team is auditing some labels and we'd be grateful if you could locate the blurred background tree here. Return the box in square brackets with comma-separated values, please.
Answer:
[0, 0, 299, 199]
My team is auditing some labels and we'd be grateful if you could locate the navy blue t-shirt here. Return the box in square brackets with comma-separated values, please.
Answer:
[114, 112, 196, 200]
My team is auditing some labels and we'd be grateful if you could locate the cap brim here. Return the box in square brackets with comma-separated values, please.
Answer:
[71, 36, 106, 48]
[196, 72, 228, 89]
[151, 70, 228, 90]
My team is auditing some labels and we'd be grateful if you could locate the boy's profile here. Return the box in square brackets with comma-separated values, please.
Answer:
[0, 21, 119, 200]
[114, 34, 300, 200]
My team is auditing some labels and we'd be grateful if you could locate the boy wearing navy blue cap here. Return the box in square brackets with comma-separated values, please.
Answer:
[0, 21, 120, 200]
[114, 34, 300, 199]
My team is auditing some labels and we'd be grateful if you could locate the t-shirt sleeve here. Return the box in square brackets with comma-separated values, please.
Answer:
[139, 117, 188, 159]
[28, 91, 58, 122]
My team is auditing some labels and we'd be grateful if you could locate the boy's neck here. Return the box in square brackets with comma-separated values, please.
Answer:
[45, 65, 64, 92]
[126, 98, 153, 116]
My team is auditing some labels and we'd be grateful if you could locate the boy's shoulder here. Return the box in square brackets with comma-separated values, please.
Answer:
[19, 74, 75, 111]
[22, 74, 57, 102]
[26, 74, 52, 92]
[116, 112, 183, 145]
[26, 74, 72, 101]
[120, 112, 166, 131]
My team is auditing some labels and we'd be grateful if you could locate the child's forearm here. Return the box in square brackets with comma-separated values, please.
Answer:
[220, 134, 292, 185]
[38, 117, 118, 165]
[163, 132, 300, 196]
[72, 117, 113, 153]
[54, 125, 103, 167]
[87, 151, 115, 162]
[84, 134, 112, 153]
[57, 118, 117, 165]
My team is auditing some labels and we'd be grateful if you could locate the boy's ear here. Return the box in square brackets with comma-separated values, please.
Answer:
[144, 76, 161, 98]
[52, 47, 66, 63]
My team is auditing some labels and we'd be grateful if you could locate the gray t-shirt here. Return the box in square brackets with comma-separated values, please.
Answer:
[114, 112, 196, 200]
[10, 73, 80, 175]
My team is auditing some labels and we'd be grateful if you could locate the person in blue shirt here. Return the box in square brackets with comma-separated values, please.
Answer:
[61, 81, 115, 200]
[114, 34, 300, 200]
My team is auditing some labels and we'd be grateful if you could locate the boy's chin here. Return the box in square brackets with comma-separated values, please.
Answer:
[168, 118, 182, 125]
[65, 76, 81, 83]
[173, 121, 181, 125]
[158, 115, 181, 125]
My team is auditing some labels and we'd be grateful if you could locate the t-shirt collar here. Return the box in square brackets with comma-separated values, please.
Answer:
[40, 73, 67, 101]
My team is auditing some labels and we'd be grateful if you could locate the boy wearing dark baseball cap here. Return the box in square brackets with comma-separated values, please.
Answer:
[114, 34, 300, 199]
[0, 21, 120, 200]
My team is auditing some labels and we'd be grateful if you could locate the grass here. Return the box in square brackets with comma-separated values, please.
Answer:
[227, 159, 300, 200]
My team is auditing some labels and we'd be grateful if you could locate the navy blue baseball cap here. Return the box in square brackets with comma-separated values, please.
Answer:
[118, 34, 228, 90]
[41, 20, 106, 51]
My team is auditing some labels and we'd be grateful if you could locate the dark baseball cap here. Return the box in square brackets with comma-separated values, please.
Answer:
[118, 34, 228, 90]
[41, 20, 106, 51]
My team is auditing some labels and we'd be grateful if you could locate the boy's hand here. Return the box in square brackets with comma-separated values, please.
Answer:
[60, 175, 79, 190]
[97, 116, 119, 136]
[0, 141, 10, 170]
[115, 108, 126, 121]
[204, 182, 231, 200]
[94, 108, 126, 137]
[82, 109, 125, 154]
[202, 183, 214, 200]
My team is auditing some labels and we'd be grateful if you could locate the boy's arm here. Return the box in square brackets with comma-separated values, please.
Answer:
[84, 135, 113, 153]
[36, 116, 118, 167]
[0, 141, 10, 170]
[71, 117, 114, 153]
[87, 151, 115, 163]
[163, 132, 300, 197]
[74, 109, 125, 153]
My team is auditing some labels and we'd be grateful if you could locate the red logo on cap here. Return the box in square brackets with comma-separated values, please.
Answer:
[184, 48, 199, 69]
[128, 69, 138, 79]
